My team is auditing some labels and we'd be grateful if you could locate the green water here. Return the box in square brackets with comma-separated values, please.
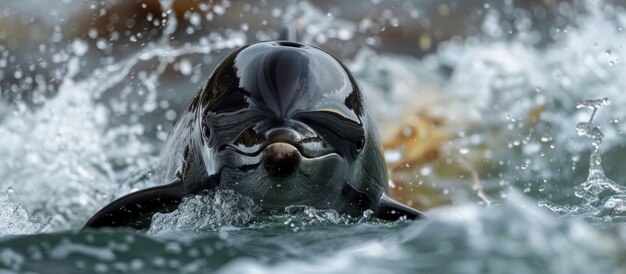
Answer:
[2, 200, 624, 274]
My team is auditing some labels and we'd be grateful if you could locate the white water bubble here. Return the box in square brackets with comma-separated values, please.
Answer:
[271, 8, 282, 18]
[178, 59, 193, 76]
[88, 28, 98, 39]
[165, 110, 177, 121]
[213, 5, 225, 15]
[189, 13, 201, 26]
[71, 39, 88, 56]
[96, 39, 108, 50]
[420, 166, 433, 176]
[337, 29, 353, 40]
[13, 69, 22, 79]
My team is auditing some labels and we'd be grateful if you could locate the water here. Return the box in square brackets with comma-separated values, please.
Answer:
[1, 196, 624, 273]
[3, 0, 626, 273]
[539, 97, 626, 222]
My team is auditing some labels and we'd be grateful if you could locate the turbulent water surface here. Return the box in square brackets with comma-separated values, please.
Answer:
[2, 0, 626, 273]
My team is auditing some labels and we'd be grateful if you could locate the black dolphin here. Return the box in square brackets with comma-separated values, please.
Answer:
[84, 41, 425, 229]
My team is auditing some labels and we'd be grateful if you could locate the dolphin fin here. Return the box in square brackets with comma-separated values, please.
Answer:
[82, 179, 187, 230]
[375, 193, 426, 220]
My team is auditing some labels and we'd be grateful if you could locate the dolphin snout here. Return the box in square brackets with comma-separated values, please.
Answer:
[262, 142, 301, 178]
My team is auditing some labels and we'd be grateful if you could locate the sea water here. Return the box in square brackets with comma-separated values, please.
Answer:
[2, 0, 626, 273]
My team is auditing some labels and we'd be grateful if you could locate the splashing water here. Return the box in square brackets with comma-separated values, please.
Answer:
[0, 192, 47, 237]
[540, 97, 626, 220]
[0, 2, 247, 231]
[148, 189, 260, 235]
[574, 98, 624, 205]
[148, 189, 377, 236]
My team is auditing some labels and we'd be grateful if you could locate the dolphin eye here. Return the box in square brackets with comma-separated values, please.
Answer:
[356, 136, 365, 152]
[202, 123, 211, 139]
[293, 110, 365, 159]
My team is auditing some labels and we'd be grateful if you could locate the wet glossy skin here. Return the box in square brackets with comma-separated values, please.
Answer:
[84, 41, 423, 229]
[189, 41, 370, 210]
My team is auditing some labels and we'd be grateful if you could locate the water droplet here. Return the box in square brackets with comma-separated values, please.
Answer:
[96, 39, 108, 50]
[576, 97, 610, 109]
[213, 5, 226, 15]
[420, 166, 432, 176]
[337, 29, 353, 40]
[538, 183, 547, 192]
[13, 69, 22, 79]
[71, 39, 88, 56]
[271, 8, 282, 18]
[165, 110, 177, 121]
[178, 59, 192, 76]
[189, 13, 201, 26]
[520, 159, 530, 170]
